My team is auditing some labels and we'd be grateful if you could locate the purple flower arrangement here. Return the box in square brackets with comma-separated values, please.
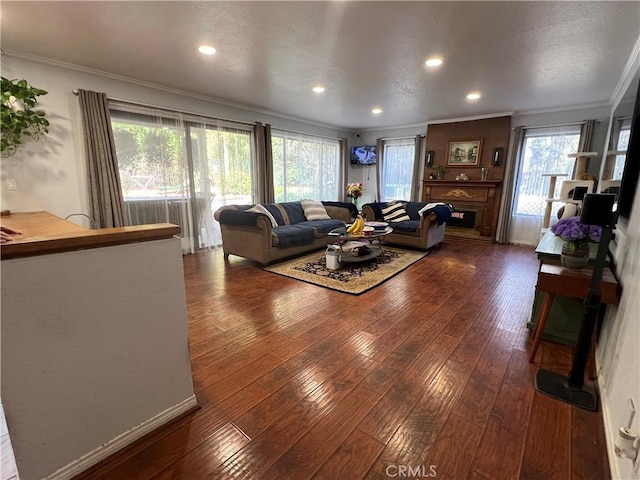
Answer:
[550, 216, 602, 252]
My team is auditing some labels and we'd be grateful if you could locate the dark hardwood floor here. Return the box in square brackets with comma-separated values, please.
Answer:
[77, 241, 610, 480]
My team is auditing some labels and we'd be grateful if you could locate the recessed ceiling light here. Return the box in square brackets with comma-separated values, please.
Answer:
[312, 86, 325, 93]
[198, 45, 217, 55]
[425, 57, 443, 67]
[372, 108, 383, 114]
[466, 92, 481, 101]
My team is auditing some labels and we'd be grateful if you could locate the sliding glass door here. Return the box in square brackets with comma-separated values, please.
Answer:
[110, 107, 254, 252]
[189, 123, 254, 247]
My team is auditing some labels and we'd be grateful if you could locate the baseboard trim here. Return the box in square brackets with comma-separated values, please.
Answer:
[595, 354, 619, 480]
[600, 393, 620, 480]
[45, 395, 199, 480]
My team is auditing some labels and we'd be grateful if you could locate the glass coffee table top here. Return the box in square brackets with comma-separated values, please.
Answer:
[328, 225, 393, 264]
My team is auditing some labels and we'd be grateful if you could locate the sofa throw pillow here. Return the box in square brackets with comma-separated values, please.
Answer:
[381, 202, 410, 222]
[246, 204, 278, 228]
[301, 199, 331, 221]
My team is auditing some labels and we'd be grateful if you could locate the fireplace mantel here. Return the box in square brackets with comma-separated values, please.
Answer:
[422, 179, 502, 242]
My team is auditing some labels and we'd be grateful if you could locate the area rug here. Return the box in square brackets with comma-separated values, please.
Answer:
[264, 246, 428, 295]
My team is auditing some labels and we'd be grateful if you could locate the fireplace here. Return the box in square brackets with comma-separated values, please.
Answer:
[421, 180, 502, 242]
[448, 202, 485, 234]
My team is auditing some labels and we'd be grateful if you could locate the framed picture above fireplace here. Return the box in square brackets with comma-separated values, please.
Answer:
[447, 139, 482, 166]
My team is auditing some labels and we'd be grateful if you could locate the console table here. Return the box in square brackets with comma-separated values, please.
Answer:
[529, 263, 618, 363]
[529, 231, 610, 345]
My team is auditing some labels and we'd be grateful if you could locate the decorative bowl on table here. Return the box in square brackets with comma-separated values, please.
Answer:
[363, 226, 374, 236]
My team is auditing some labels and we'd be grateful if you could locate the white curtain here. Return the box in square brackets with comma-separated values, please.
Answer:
[189, 118, 255, 247]
[110, 106, 194, 253]
[379, 137, 417, 202]
[110, 103, 255, 252]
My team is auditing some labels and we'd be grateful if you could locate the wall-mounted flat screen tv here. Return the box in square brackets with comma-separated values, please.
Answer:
[350, 146, 377, 165]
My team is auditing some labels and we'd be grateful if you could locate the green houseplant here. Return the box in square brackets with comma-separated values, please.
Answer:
[433, 164, 446, 179]
[1, 77, 49, 157]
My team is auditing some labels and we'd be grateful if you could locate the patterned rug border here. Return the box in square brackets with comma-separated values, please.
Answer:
[263, 246, 429, 295]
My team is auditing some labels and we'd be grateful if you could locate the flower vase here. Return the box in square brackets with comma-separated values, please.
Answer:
[352, 197, 358, 209]
[561, 242, 589, 270]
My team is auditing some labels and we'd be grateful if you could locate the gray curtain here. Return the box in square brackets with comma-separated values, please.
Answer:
[495, 126, 525, 243]
[339, 138, 349, 201]
[78, 89, 129, 228]
[253, 122, 274, 203]
[410, 135, 425, 201]
[375, 137, 384, 201]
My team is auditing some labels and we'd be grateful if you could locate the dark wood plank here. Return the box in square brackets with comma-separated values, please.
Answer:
[572, 407, 611, 480]
[73, 244, 610, 480]
[211, 354, 378, 478]
[423, 414, 484, 480]
[261, 384, 381, 479]
[364, 360, 469, 478]
[468, 348, 537, 479]
[521, 392, 572, 479]
[312, 429, 385, 480]
[150, 423, 250, 479]
[452, 327, 518, 427]
[358, 333, 460, 444]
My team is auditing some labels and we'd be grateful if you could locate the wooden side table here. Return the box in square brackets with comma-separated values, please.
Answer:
[529, 231, 605, 345]
[528, 263, 619, 363]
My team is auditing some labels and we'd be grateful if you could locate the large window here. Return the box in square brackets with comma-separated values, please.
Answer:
[613, 118, 631, 179]
[380, 138, 416, 201]
[110, 106, 254, 251]
[513, 126, 581, 216]
[271, 130, 340, 202]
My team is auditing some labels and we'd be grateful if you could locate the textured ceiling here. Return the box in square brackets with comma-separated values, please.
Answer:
[1, 1, 639, 130]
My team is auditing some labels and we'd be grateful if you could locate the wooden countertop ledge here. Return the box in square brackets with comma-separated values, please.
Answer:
[1, 211, 180, 260]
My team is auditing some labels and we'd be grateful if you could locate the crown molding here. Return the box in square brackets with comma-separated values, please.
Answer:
[3, 50, 344, 133]
[610, 33, 640, 107]
[513, 101, 611, 116]
[425, 111, 514, 125]
[356, 121, 427, 134]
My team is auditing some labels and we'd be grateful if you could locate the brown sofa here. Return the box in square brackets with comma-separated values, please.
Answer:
[361, 201, 450, 251]
[214, 201, 356, 265]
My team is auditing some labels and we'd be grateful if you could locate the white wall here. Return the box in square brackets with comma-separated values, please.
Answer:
[0, 55, 351, 222]
[598, 196, 640, 480]
[1, 238, 195, 480]
[596, 46, 640, 479]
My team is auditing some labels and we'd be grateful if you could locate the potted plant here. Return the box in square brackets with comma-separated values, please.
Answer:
[433, 164, 446, 180]
[1, 77, 49, 157]
[550, 216, 602, 269]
